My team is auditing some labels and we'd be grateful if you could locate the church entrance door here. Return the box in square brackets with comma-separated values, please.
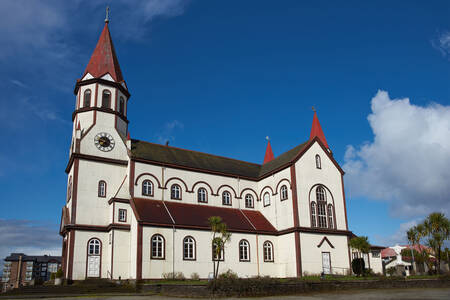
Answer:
[322, 252, 331, 274]
[87, 255, 100, 277]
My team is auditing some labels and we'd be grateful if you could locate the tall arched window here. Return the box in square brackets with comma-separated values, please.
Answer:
[315, 154, 321, 169]
[151, 234, 165, 259]
[316, 186, 327, 228]
[311, 202, 317, 227]
[88, 238, 101, 255]
[142, 180, 153, 196]
[280, 185, 288, 200]
[222, 191, 231, 206]
[101, 90, 111, 109]
[119, 96, 125, 114]
[245, 194, 254, 208]
[263, 192, 271, 207]
[327, 204, 334, 229]
[197, 188, 207, 203]
[83, 90, 91, 107]
[98, 180, 106, 197]
[171, 184, 181, 200]
[183, 236, 196, 260]
[239, 239, 250, 261]
[263, 241, 274, 262]
[67, 176, 72, 202]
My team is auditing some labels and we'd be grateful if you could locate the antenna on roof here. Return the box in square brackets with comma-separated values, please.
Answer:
[165, 140, 169, 146]
[105, 6, 110, 23]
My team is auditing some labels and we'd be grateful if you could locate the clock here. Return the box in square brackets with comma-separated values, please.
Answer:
[94, 132, 115, 152]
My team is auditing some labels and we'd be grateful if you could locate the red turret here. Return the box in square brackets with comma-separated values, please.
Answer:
[310, 110, 329, 149]
[82, 21, 124, 82]
[263, 138, 275, 164]
[127, 131, 131, 141]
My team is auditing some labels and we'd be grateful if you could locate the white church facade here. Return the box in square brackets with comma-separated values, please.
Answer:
[60, 19, 353, 280]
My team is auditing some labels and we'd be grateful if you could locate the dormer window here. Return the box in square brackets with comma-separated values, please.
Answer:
[222, 191, 231, 206]
[102, 90, 111, 109]
[171, 184, 181, 200]
[315, 154, 321, 169]
[263, 192, 271, 207]
[83, 90, 91, 107]
[119, 96, 125, 114]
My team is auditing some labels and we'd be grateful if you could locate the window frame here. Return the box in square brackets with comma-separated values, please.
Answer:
[183, 236, 196, 261]
[150, 234, 165, 260]
[83, 89, 92, 108]
[98, 180, 107, 198]
[197, 188, 208, 203]
[316, 186, 327, 228]
[171, 184, 182, 200]
[315, 154, 321, 169]
[311, 201, 317, 227]
[142, 180, 154, 196]
[280, 185, 288, 201]
[263, 192, 271, 207]
[263, 241, 274, 262]
[244, 194, 254, 208]
[222, 191, 232, 206]
[101, 89, 111, 109]
[88, 238, 101, 256]
[239, 239, 250, 262]
[118, 209, 127, 222]
[119, 96, 125, 115]
[327, 204, 334, 229]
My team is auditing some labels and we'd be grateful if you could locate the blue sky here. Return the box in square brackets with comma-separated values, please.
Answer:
[0, 0, 449, 259]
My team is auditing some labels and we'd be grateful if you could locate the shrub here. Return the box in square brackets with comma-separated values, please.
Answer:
[162, 272, 185, 280]
[387, 267, 396, 276]
[208, 275, 278, 296]
[351, 258, 365, 276]
[190, 272, 200, 280]
[50, 273, 56, 280]
[55, 268, 63, 278]
[218, 269, 238, 280]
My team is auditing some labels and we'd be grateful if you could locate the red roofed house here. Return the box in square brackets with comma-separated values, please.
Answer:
[59, 17, 353, 280]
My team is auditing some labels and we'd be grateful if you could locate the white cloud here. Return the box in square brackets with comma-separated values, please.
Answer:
[156, 120, 184, 144]
[432, 31, 450, 58]
[343, 90, 450, 218]
[373, 219, 419, 247]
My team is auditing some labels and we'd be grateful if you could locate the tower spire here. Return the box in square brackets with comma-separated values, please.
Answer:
[309, 109, 329, 149]
[105, 6, 110, 23]
[263, 136, 275, 164]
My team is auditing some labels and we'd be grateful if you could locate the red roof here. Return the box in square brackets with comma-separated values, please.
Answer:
[83, 22, 124, 82]
[381, 248, 397, 258]
[263, 140, 274, 164]
[309, 111, 329, 149]
[133, 198, 276, 233]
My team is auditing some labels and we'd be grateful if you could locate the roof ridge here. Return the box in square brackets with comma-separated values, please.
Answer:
[132, 139, 262, 167]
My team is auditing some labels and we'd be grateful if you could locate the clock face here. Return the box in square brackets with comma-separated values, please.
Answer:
[94, 132, 115, 152]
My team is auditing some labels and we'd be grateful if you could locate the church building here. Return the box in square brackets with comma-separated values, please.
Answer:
[60, 18, 353, 280]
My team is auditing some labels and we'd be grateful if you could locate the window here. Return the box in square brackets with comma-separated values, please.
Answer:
[197, 188, 207, 203]
[101, 90, 111, 108]
[327, 204, 334, 229]
[83, 90, 91, 107]
[280, 185, 288, 200]
[239, 240, 250, 262]
[315, 154, 321, 169]
[171, 184, 181, 200]
[311, 202, 317, 227]
[67, 176, 72, 202]
[151, 234, 165, 259]
[245, 194, 254, 208]
[118, 209, 127, 222]
[263, 241, 274, 262]
[316, 186, 327, 228]
[316, 186, 326, 202]
[263, 192, 270, 207]
[222, 191, 231, 206]
[142, 180, 153, 196]
[98, 180, 106, 197]
[119, 96, 125, 114]
[371, 250, 380, 258]
[88, 239, 101, 255]
[212, 240, 224, 261]
[183, 236, 196, 260]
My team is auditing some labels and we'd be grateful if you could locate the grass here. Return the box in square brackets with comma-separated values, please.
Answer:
[141, 279, 208, 285]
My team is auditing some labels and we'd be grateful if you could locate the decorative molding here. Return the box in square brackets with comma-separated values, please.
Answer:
[66, 153, 128, 173]
[317, 236, 335, 249]
[72, 106, 129, 124]
[134, 172, 162, 188]
[74, 77, 131, 98]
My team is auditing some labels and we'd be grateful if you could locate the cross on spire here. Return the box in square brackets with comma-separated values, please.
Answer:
[105, 6, 110, 23]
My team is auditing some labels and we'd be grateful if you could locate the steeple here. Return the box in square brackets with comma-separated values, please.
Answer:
[263, 137, 275, 164]
[82, 17, 124, 82]
[309, 109, 329, 149]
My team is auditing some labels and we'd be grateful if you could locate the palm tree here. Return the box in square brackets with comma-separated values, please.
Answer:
[423, 213, 450, 274]
[406, 227, 418, 274]
[208, 216, 232, 281]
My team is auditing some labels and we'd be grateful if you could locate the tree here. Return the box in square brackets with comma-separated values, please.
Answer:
[406, 227, 418, 274]
[349, 236, 370, 276]
[208, 216, 232, 282]
[423, 213, 450, 274]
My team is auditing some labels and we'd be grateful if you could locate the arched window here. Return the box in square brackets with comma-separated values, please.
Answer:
[171, 184, 181, 200]
[98, 180, 106, 197]
[101, 90, 111, 109]
[311, 202, 317, 227]
[239, 239, 250, 261]
[280, 185, 288, 200]
[327, 204, 334, 229]
[197, 188, 207, 203]
[67, 176, 72, 201]
[245, 194, 254, 208]
[83, 90, 91, 108]
[119, 96, 125, 114]
[316, 186, 327, 228]
[151, 234, 165, 259]
[315, 154, 321, 169]
[142, 180, 153, 196]
[88, 238, 101, 255]
[263, 192, 271, 207]
[222, 191, 231, 206]
[263, 241, 274, 262]
[183, 236, 196, 260]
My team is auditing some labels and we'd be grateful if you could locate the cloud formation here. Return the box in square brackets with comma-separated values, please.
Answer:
[343, 90, 450, 218]
[156, 120, 184, 144]
[432, 31, 450, 58]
